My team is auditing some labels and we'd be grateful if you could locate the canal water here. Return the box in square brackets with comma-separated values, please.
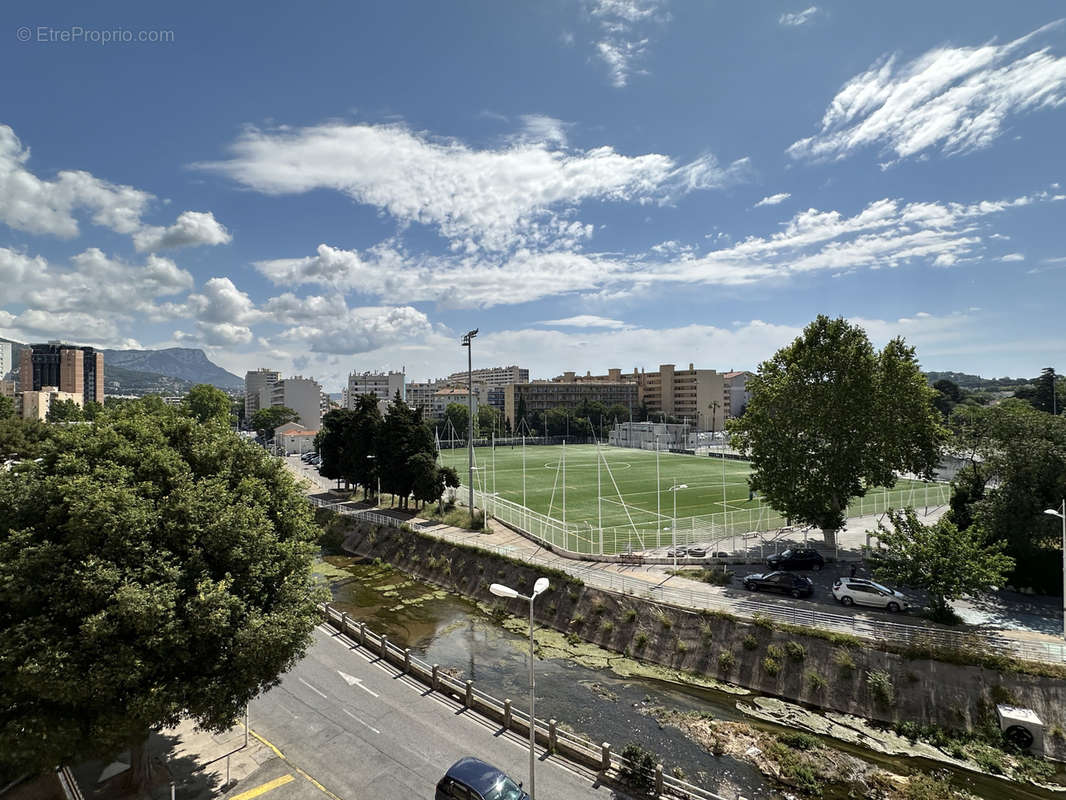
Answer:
[323, 556, 1065, 800]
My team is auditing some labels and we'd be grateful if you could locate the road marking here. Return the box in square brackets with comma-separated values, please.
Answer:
[343, 707, 381, 734]
[298, 678, 327, 698]
[248, 730, 344, 800]
[229, 774, 294, 800]
[338, 670, 380, 697]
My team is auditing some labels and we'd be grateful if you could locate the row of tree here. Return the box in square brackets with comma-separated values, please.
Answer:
[316, 392, 459, 509]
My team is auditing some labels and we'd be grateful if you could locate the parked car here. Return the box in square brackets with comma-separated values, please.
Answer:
[742, 571, 815, 598]
[666, 547, 688, 558]
[436, 757, 528, 800]
[766, 548, 825, 571]
[686, 546, 708, 558]
[713, 551, 729, 559]
[832, 578, 908, 612]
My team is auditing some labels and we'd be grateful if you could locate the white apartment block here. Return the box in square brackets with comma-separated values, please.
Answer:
[406, 379, 453, 415]
[0, 341, 11, 380]
[723, 371, 754, 419]
[431, 386, 478, 422]
[346, 370, 405, 410]
[259, 376, 323, 431]
[446, 365, 529, 388]
[245, 368, 280, 420]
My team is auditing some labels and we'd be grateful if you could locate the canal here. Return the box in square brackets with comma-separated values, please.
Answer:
[322, 555, 1065, 799]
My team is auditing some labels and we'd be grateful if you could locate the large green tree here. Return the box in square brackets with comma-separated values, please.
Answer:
[0, 401, 323, 786]
[377, 392, 436, 509]
[250, 406, 299, 438]
[0, 395, 15, 421]
[728, 316, 945, 545]
[443, 402, 470, 442]
[46, 398, 85, 423]
[477, 405, 502, 438]
[0, 418, 49, 461]
[183, 383, 233, 425]
[870, 509, 1014, 622]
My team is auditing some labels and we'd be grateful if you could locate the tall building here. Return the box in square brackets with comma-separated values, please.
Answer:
[19, 342, 104, 405]
[447, 365, 529, 387]
[637, 364, 724, 431]
[259, 376, 323, 432]
[723, 371, 754, 419]
[504, 381, 637, 430]
[551, 368, 638, 385]
[431, 386, 478, 424]
[244, 368, 280, 421]
[0, 341, 11, 379]
[406, 379, 453, 415]
[20, 386, 82, 421]
[346, 370, 405, 409]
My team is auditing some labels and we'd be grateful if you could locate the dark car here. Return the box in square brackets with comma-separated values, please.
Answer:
[743, 571, 815, 598]
[686, 546, 708, 558]
[766, 548, 825, 571]
[436, 757, 529, 800]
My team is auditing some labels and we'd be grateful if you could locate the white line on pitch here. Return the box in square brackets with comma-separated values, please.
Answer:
[298, 677, 328, 698]
[344, 708, 381, 734]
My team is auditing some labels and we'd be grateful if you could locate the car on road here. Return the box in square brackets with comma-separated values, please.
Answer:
[832, 578, 909, 612]
[742, 571, 815, 598]
[686, 546, 708, 558]
[766, 548, 825, 571]
[436, 757, 529, 800]
[666, 547, 688, 558]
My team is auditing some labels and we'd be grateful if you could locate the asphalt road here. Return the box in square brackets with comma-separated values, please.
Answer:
[244, 624, 626, 800]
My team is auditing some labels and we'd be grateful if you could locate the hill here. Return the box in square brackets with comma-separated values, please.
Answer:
[103, 364, 197, 396]
[924, 371, 1026, 390]
[101, 348, 243, 391]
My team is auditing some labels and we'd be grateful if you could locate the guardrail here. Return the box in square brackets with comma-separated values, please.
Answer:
[309, 495, 1066, 666]
[321, 605, 734, 800]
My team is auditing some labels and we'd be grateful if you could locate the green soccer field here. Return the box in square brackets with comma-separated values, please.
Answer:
[437, 443, 943, 554]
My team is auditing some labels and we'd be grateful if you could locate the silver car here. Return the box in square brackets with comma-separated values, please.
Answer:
[831, 578, 908, 612]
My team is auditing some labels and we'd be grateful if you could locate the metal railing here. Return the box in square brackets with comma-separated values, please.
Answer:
[321, 606, 733, 800]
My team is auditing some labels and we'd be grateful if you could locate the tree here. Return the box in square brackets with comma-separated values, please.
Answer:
[477, 405, 502, 438]
[351, 395, 384, 498]
[377, 391, 435, 509]
[408, 452, 444, 509]
[46, 398, 84, 423]
[707, 401, 721, 434]
[728, 316, 945, 546]
[0, 417, 49, 461]
[0, 400, 323, 788]
[870, 509, 1014, 622]
[443, 402, 470, 443]
[932, 378, 961, 418]
[250, 406, 299, 438]
[183, 383, 232, 425]
[316, 408, 357, 487]
[0, 395, 14, 420]
[82, 401, 104, 421]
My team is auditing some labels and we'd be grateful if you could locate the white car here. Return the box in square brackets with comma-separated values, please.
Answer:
[831, 578, 908, 612]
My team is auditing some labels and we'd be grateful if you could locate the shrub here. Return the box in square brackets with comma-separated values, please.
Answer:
[779, 732, 818, 751]
[742, 634, 759, 651]
[570, 613, 585, 627]
[592, 600, 607, 615]
[762, 656, 782, 676]
[866, 669, 895, 707]
[834, 648, 857, 676]
[805, 670, 827, 692]
[657, 612, 673, 630]
[752, 612, 775, 630]
[676, 638, 689, 654]
[718, 651, 735, 674]
[602, 621, 615, 635]
[766, 644, 784, 660]
[699, 624, 713, 642]
[619, 743, 658, 793]
[634, 632, 648, 650]
[623, 608, 637, 623]
[989, 685, 1018, 706]
[785, 641, 806, 662]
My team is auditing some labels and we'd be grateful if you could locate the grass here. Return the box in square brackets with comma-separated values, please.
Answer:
[438, 443, 938, 554]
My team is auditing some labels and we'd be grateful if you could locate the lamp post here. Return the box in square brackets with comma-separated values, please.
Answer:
[1044, 500, 1066, 642]
[366, 453, 380, 504]
[655, 433, 662, 537]
[461, 329, 478, 520]
[667, 482, 688, 568]
[490, 577, 550, 800]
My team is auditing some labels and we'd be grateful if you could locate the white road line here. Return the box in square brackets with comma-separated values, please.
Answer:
[338, 670, 380, 697]
[298, 677, 328, 699]
[343, 708, 381, 734]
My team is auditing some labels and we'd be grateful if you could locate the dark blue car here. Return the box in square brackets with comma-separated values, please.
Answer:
[436, 757, 529, 800]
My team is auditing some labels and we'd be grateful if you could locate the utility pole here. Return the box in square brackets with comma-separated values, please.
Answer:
[462, 329, 478, 520]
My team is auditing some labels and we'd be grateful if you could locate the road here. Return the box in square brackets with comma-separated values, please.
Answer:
[243, 624, 625, 800]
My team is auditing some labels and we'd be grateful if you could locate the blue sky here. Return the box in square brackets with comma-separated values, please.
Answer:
[2, 1, 1064, 389]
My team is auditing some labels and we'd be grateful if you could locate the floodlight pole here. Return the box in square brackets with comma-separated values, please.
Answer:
[1044, 500, 1066, 642]
[655, 434, 662, 536]
[462, 329, 478, 520]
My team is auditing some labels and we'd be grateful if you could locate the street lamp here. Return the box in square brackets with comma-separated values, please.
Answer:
[1044, 500, 1066, 641]
[366, 453, 380, 503]
[667, 482, 688, 568]
[461, 329, 478, 522]
[490, 577, 550, 800]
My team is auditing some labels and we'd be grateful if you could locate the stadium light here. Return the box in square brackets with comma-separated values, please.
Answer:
[667, 482, 688, 568]
[490, 577, 550, 799]
[461, 329, 478, 522]
[1044, 500, 1065, 641]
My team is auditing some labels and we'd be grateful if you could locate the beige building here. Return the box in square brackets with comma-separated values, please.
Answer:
[20, 342, 104, 405]
[259, 376, 323, 431]
[0, 380, 15, 398]
[244, 368, 281, 420]
[635, 364, 725, 431]
[504, 381, 638, 430]
[20, 385, 82, 421]
[723, 370, 754, 419]
[447, 365, 529, 387]
[432, 386, 478, 422]
[346, 370, 405, 416]
[551, 368, 638, 385]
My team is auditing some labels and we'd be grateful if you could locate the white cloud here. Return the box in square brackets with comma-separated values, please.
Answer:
[185, 276, 261, 325]
[754, 192, 791, 207]
[538, 315, 628, 328]
[779, 7, 819, 26]
[514, 115, 570, 147]
[587, 0, 668, 87]
[133, 211, 233, 252]
[0, 124, 151, 238]
[788, 20, 1066, 163]
[201, 121, 738, 253]
[275, 305, 434, 355]
[999, 252, 1025, 261]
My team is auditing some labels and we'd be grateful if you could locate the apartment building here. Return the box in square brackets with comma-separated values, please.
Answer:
[0, 341, 10, 380]
[447, 365, 529, 387]
[551, 368, 638, 385]
[259, 376, 323, 431]
[346, 370, 405, 415]
[723, 371, 754, 419]
[20, 386, 82, 421]
[431, 386, 478, 422]
[20, 342, 104, 405]
[405, 379, 452, 415]
[637, 364, 724, 431]
[244, 368, 280, 420]
[503, 381, 638, 430]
